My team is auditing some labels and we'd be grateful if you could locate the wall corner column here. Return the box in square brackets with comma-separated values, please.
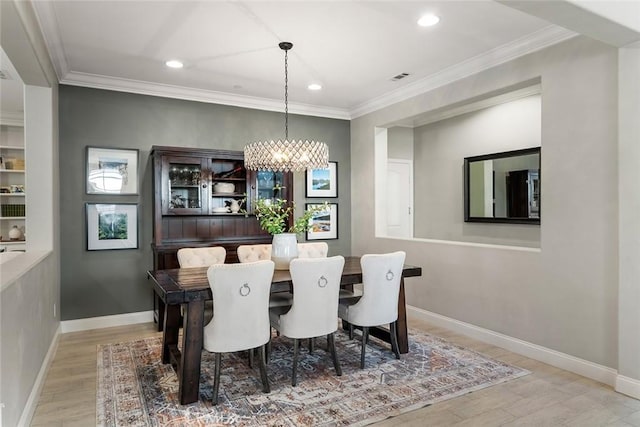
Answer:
[617, 42, 640, 400]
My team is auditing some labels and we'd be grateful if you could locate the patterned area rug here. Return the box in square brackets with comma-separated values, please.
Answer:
[97, 329, 528, 426]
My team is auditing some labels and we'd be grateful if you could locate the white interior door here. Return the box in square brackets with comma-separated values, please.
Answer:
[386, 159, 413, 238]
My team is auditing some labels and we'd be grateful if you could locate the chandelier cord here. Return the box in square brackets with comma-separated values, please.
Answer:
[284, 48, 289, 141]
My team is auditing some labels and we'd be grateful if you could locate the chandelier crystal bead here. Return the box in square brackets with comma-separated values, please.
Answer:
[244, 139, 329, 172]
[244, 42, 329, 172]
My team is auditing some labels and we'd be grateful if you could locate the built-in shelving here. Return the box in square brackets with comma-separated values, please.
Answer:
[0, 123, 26, 249]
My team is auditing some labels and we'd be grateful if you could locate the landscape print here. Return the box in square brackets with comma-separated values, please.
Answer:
[311, 168, 331, 191]
[98, 211, 128, 240]
[310, 208, 331, 233]
[86, 147, 138, 195]
[87, 203, 138, 250]
[306, 203, 338, 240]
[306, 162, 337, 198]
[98, 157, 129, 185]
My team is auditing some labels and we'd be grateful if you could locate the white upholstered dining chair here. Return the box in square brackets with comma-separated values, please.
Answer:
[237, 242, 329, 262]
[297, 242, 328, 258]
[177, 246, 227, 267]
[176, 246, 227, 324]
[269, 255, 345, 386]
[238, 242, 330, 309]
[237, 244, 291, 309]
[203, 260, 275, 404]
[236, 244, 271, 263]
[338, 251, 406, 368]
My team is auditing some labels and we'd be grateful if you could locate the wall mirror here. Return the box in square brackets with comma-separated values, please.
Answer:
[464, 147, 540, 224]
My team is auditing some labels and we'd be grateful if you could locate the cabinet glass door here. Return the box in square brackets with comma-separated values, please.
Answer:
[163, 157, 205, 214]
[255, 171, 286, 201]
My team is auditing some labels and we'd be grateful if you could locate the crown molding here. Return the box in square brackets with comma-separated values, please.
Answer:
[60, 71, 351, 120]
[34, 0, 574, 122]
[349, 26, 577, 119]
[31, 0, 69, 81]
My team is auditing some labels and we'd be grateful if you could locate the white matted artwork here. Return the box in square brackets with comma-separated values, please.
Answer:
[86, 203, 138, 250]
[306, 203, 338, 240]
[306, 161, 337, 198]
[86, 147, 139, 195]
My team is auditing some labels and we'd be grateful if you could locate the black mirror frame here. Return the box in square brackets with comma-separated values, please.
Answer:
[464, 147, 541, 225]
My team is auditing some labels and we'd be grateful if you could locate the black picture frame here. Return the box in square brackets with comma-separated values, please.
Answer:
[306, 203, 338, 240]
[86, 203, 139, 250]
[86, 146, 139, 195]
[305, 161, 338, 198]
[464, 147, 540, 224]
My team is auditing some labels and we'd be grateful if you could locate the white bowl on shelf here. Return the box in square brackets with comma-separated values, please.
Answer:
[212, 207, 229, 213]
[213, 183, 235, 194]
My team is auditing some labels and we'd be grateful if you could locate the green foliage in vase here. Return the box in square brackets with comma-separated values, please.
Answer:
[254, 197, 328, 236]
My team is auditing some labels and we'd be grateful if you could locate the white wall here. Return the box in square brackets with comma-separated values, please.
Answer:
[1, 253, 59, 427]
[412, 95, 541, 245]
[351, 36, 619, 370]
[617, 45, 640, 392]
[387, 127, 414, 160]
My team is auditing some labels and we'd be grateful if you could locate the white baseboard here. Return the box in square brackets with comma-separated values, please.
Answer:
[18, 324, 61, 427]
[407, 306, 619, 388]
[616, 375, 640, 400]
[60, 310, 154, 333]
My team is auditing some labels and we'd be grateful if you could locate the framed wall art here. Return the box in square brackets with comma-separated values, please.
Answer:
[86, 203, 138, 250]
[305, 161, 338, 198]
[86, 147, 139, 195]
[306, 203, 338, 240]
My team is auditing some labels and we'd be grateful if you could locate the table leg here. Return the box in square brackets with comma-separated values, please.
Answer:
[155, 293, 166, 331]
[396, 277, 409, 354]
[162, 303, 180, 364]
[178, 299, 204, 405]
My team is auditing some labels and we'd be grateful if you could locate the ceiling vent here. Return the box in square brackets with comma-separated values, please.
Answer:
[391, 72, 410, 81]
[0, 70, 12, 80]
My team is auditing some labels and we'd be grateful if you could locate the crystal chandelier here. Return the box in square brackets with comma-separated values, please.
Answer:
[244, 42, 329, 172]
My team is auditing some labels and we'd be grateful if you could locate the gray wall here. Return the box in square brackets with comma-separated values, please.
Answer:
[351, 36, 619, 369]
[59, 86, 350, 320]
[413, 95, 541, 246]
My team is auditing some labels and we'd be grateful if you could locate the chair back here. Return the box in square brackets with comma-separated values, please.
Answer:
[279, 256, 345, 338]
[347, 251, 406, 326]
[177, 246, 226, 267]
[203, 260, 275, 353]
[297, 242, 328, 258]
[237, 244, 272, 263]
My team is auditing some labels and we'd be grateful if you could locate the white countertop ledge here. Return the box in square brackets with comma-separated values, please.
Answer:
[0, 250, 52, 292]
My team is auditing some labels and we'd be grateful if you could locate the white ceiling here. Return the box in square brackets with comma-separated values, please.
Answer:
[5, 1, 640, 120]
[23, 0, 584, 119]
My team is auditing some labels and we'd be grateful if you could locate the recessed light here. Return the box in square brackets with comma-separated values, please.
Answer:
[418, 14, 440, 27]
[165, 60, 184, 69]
[308, 83, 322, 91]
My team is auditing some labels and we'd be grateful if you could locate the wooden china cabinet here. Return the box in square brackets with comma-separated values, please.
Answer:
[151, 146, 292, 269]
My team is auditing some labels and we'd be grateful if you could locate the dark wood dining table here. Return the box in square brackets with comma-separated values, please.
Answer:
[147, 256, 422, 404]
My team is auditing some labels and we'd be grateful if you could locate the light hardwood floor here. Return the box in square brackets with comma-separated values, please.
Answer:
[31, 317, 640, 426]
